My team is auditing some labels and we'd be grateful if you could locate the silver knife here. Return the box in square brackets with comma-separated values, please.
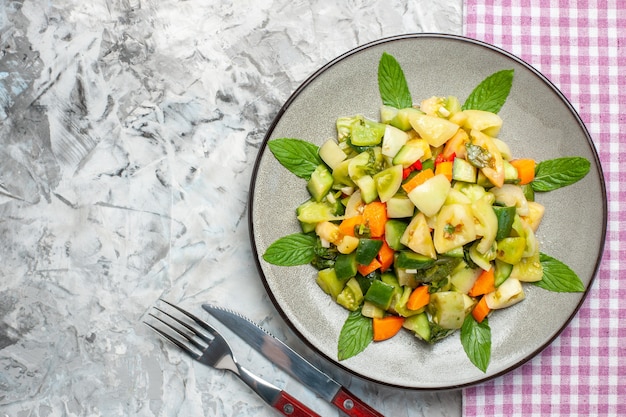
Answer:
[202, 304, 385, 417]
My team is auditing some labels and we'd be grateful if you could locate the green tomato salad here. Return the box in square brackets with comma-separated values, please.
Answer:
[262, 52, 590, 372]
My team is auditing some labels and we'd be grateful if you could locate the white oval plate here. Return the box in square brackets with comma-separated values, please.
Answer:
[249, 34, 607, 389]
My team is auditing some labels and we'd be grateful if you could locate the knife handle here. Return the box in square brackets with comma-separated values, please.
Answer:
[273, 391, 321, 417]
[332, 387, 385, 417]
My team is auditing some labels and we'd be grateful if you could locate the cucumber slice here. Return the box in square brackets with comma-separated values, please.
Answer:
[395, 251, 435, 270]
[307, 165, 333, 202]
[494, 258, 513, 287]
[296, 199, 337, 223]
[386, 194, 415, 218]
[381, 125, 409, 158]
[392, 139, 428, 168]
[449, 261, 482, 293]
[361, 300, 385, 318]
[403, 312, 431, 341]
[452, 158, 477, 183]
[384, 219, 408, 250]
[355, 239, 383, 265]
[335, 252, 358, 280]
[316, 268, 350, 300]
[319, 139, 347, 169]
[354, 175, 378, 204]
[503, 160, 519, 184]
[373, 165, 403, 203]
[364, 279, 396, 310]
[493, 205, 517, 240]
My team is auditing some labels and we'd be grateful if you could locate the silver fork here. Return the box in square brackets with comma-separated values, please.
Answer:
[146, 300, 320, 417]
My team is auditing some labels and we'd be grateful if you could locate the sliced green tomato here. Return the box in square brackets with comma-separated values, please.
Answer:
[364, 279, 396, 310]
[469, 241, 496, 271]
[471, 195, 498, 254]
[373, 165, 403, 202]
[445, 188, 472, 205]
[428, 291, 474, 330]
[336, 277, 364, 311]
[453, 182, 488, 202]
[400, 212, 437, 259]
[461, 109, 503, 137]
[407, 174, 451, 217]
[496, 237, 526, 265]
[296, 199, 338, 223]
[510, 250, 543, 282]
[350, 117, 386, 147]
[491, 184, 529, 216]
[336, 116, 354, 141]
[433, 203, 476, 254]
[484, 277, 525, 309]
[521, 201, 545, 232]
[408, 113, 459, 147]
[469, 129, 504, 188]
[347, 148, 383, 180]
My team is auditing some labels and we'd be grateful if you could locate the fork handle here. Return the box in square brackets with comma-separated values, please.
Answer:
[236, 364, 320, 417]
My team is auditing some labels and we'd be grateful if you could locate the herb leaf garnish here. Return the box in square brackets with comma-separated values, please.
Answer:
[462, 69, 514, 114]
[535, 253, 585, 292]
[338, 309, 372, 360]
[268, 138, 322, 180]
[531, 156, 591, 192]
[378, 52, 412, 109]
[461, 315, 492, 373]
[262, 233, 317, 266]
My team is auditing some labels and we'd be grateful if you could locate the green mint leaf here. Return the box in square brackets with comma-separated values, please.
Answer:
[534, 253, 585, 292]
[378, 52, 412, 109]
[338, 310, 372, 361]
[461, 314, 491, 373]
[531, 157, 590, 192]
[262, 233, 317, 266]
[462, 69, 514, 113]
[268, 138, 322, 180]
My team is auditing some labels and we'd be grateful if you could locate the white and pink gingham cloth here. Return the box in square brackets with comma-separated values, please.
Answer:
[462, 1, 625, 416]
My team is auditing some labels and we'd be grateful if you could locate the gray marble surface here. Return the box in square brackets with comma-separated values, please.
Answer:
[0, 1, 463, 416]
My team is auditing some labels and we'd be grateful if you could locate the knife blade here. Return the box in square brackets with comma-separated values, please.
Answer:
[202, 304, 385, 417]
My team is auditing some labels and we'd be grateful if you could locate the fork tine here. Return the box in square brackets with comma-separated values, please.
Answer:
[144, 320, 201, 359]
[148, 310, 211, 352]
[159, 299, 218, 337]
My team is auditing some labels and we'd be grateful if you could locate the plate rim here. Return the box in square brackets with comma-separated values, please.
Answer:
[247, 33, 608, 390]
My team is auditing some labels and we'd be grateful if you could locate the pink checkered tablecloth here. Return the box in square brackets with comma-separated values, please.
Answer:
[462, 1, 625, 416]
